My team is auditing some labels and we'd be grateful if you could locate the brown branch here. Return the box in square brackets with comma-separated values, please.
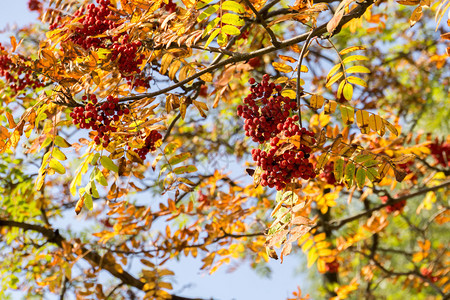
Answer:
[241, 0, 280, 47]
[119, 0, 376, 103]
[0, 219, 205, 300]
[326, 180, 450, 230]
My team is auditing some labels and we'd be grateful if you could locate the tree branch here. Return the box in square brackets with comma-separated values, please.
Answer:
[326, 180, 450, 230]
[119, 0, 376, 103]
[0, 219, 205, 300]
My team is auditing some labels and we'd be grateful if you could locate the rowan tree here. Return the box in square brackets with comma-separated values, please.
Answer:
[0, 0, 449, 299]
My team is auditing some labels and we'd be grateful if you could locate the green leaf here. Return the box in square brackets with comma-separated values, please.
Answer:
[221, 25, 241, 35]
[49, 159, 66, 174]
[84, 193, 93, 210]
[281, 191, 298, 205]
[197, 5, 219, 22]
[221, 13, 245, 26]
[196, 0, 214, 9]
[169, 152, 191, 165]
[54, 136, 71, 148]
[366, 167, 379, 182]
[39, 137, 52, 151]
[100, 156, 118, 173]
[363, 160, 380, 168]
[95, 169, 108, 186]
[354, 154, 374, 163]
[52, 147, 67, 161]
[355, 168, 366, 189]
[334, 158, 344, 183]
[344, 162, 355, 187]
[173, 165, 197, 174]
[346, 65, 371, 74]
[222, 0, 245, 13]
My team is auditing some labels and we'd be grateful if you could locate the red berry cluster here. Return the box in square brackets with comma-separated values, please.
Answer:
[252, 131, 315, 190]
[237, 74, 297, 143]
[69, 95, 130, 147]
[0, 44, 44, 93]
[239, 75, 316, 190]
[28, 0, 42, 11]
[50, 0, 149, 89]
[325, 260, 339, 273]
[381, 196, 406, 213]
[134, 130, 162, 160]
[427, 137, 450, 167]
[162, 0, 177, 13]
[420, 267, 439, 283]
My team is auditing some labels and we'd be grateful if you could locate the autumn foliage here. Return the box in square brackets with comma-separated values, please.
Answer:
[0, 0, 449, 299]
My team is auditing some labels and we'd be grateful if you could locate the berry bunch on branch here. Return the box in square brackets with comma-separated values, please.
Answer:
[0, 43, 45, 94]
[49, 0, 148, 88]
[238, 74, 316, 190]
[69, 95, 130, 147]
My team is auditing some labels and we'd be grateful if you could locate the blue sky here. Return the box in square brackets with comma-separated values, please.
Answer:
[0, 1, 312, 299]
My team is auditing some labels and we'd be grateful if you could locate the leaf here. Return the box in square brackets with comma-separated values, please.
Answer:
[369, 114, 385, 135]
[221, 13, 245, 26]
[327, 63, 342, 80]
[307, 247, 318, 267]
[164, 142, 180, 155]
[52, 147, 67, 161]
[272, 62, 293, 73]
[334, 158, 344, 183]
[222, 1, 245, 13]
[346, 65, 371, 74]
[324, 100, 337, 114]
[197, 5, 219, 22]
[339, 105, 354, 125]
[392, 154, 416, 165]
[310, 95, 325, 109]
[281, 89, 296, 99]
[221, 25, 241, 35]
[378, 162, 390, 181]
[355, 168, 366, 189]
[342, 82, 353, 101]
[49, 159, 66, 174]
[100, 156, 119, 173]
[344, 162, 355, 187]
[355, 110, 370, 133]
[172, 165, 197, 174]
[204, 28, 220, 48]
[383, 119, 399, 136]
[54, 136, 71, 148]
[316, 152, 330, 171]
[339, 46, 366, 55]
[347, 76, 368, 87]
[168, 152, 191, 165]
[366, 168, 379, 182]
[160, 53, 174, 75]
[5, 111, 16, 129]
[84, 193, 93, 211]
[326, 72, 343, 88]
[342, 55, 369, 64]
[327, 9, 345, 34]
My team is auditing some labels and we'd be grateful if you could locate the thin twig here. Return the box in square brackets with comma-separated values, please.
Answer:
[242, 0, 280, 47]
[296, 29, 314, 127]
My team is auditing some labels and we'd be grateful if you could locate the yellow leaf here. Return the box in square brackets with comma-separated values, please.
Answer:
[272, 62, 293, 73]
